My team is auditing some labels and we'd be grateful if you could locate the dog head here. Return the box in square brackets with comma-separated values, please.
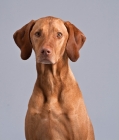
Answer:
[13, 16, 86, 64]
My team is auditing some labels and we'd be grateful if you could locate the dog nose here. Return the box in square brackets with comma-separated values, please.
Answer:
[41, 48, 51, 55]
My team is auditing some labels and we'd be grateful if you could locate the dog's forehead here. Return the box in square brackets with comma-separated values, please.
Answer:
[34, 17, 67, 32]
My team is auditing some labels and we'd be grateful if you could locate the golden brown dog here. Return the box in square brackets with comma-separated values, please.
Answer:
[13, 16, 95, 140]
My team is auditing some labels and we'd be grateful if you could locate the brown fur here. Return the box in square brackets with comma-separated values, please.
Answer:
[13, 16, 95, 140]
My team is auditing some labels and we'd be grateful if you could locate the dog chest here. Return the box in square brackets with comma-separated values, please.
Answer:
[26, 106, 82, 140]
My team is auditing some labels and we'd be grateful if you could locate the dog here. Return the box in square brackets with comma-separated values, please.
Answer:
[13, 16, 95, 140]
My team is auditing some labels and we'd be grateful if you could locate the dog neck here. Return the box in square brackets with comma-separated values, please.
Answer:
[35, 53, 75, 98]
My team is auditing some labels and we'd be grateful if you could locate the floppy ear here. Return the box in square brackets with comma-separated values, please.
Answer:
[13, 20, 35, 60]
[64, 21, 86, 62]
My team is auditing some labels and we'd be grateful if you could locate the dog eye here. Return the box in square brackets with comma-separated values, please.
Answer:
[57, 32, 62, 38]
[35, 31, 41, 37]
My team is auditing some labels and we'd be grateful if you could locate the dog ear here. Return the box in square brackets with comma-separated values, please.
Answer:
[13, 20, 35, 60]
[64, 21, 86, 62]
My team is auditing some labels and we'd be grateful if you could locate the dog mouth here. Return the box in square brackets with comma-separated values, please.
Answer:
[36, 56, 55, 64]
[40, 58, 53, 64]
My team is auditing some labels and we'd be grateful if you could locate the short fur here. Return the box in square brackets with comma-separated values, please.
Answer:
[13, 16, 95, 140]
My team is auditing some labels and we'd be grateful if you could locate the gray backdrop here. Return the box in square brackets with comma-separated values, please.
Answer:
[0, 0, 119, 140]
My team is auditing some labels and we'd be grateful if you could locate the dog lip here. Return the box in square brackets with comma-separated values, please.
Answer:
[39, 58, 53, 64]
[42, 57, 50, 61]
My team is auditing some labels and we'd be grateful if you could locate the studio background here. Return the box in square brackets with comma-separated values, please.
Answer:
[0, 0, 119, 140]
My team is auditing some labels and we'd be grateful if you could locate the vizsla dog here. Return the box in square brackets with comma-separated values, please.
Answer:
[13, 16, 95, 140]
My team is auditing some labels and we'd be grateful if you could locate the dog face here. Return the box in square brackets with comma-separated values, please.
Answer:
[13, 16, 86, 63]
[30, 17, 68, 64]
